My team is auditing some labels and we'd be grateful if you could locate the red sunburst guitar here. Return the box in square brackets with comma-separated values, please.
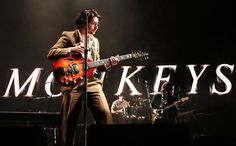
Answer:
[52, 51, 149, 87]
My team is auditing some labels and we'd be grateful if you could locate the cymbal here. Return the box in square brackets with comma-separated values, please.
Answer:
[131, 98, 147, 102]
[178, 110, 213, 117]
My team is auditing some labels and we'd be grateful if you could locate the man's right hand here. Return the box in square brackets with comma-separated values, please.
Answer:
[70, 45, 85, 58]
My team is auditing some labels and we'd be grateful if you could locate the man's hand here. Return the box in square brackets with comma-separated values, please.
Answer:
[107, 55, 119, 67]
[69, 44, 85, 58]
[71, 45, 85, 54]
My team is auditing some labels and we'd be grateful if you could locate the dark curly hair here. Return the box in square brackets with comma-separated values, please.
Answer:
[161, 81, 173, 93]
[75, 9, 101, 29]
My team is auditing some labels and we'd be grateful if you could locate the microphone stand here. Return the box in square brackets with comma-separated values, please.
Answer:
[83, 11, 89, 146]
[145, 81, 152, 123]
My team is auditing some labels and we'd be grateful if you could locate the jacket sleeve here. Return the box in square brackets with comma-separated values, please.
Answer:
[47, 31, 72, 60]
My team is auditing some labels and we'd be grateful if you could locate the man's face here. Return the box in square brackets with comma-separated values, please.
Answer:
[88, 17, 99, 35]
[119, 96, 124, 101]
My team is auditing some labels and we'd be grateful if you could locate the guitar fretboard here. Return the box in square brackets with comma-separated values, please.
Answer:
[88, 54, 133, 68]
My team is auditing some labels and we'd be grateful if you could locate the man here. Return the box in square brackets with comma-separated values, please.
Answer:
[111, 95, 130, 124]
[47, 9, 119, 146]
[151, 81, 180, 124]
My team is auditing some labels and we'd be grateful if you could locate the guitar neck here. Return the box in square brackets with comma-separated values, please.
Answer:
[163, 97, 189, 111]
[163, 102, 177, 112]
[88, 54, 133, 68]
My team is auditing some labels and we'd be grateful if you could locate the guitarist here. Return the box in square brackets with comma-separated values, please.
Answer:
[47, 9, 119, 146]
[152, 81, 181, 124]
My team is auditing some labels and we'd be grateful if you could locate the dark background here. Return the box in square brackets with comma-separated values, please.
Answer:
[0, 0, 235, 138]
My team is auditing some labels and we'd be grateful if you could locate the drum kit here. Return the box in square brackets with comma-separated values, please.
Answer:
[122, 96, 150, 123]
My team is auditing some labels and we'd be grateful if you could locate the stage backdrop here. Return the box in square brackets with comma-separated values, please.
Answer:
[0, 0, 235, 137]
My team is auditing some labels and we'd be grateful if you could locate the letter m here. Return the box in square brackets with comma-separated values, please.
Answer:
[3, 68, 43, 97]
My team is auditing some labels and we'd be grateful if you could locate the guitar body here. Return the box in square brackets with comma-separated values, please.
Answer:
[151, 109, 162, 124]
[53, 56, 95, 87]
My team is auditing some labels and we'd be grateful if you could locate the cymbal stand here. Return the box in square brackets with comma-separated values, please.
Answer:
[144, 81, 152, 122]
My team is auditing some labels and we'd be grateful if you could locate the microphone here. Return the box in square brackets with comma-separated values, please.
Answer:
[144, 80, 148, 88]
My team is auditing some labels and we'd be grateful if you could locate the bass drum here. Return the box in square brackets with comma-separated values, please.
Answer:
[123, 106, 149, 123]
[123, 106, 138, 120]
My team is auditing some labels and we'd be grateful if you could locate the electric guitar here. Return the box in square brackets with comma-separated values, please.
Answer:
[151, 96, 189, 123]
[52, 51, 149, 87]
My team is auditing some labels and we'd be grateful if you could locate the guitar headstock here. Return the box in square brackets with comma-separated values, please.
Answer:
[131, 50, 149, 60]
